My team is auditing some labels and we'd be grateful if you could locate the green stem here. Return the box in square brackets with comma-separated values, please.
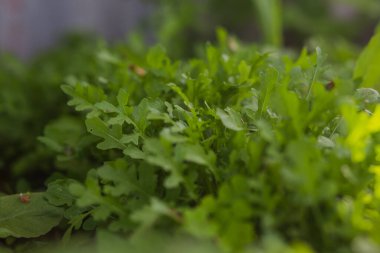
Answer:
[253, 0, 283, 47]
[306, 63, 319, 101]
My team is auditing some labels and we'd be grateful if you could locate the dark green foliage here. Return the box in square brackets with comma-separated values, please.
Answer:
[0, 35, 118, 192]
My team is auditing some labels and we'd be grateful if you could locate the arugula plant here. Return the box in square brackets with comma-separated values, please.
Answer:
[36, 28, 380, 253]
[1, 27, 380, 253]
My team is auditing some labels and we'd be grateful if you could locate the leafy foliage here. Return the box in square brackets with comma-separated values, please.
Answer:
[34, 28, 380, 252]
[1, 27, 380, 252]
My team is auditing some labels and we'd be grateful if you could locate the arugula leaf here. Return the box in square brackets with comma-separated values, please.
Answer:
[85, 117, 125, 150]
[354, 29, 380, 88]
[0, 193, 63, 238]
[216, 108, 245, 131]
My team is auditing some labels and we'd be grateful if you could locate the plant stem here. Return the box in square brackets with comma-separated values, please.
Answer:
[253, 0, 283, 47]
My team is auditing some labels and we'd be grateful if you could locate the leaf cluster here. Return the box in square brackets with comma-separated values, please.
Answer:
[1, 28, 380, 253]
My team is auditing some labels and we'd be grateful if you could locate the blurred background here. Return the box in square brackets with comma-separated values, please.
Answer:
[0, 0, 379, 58]
[0, 0, 152, 58]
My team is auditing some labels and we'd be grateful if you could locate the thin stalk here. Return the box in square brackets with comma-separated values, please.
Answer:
[253, 0, 283, 47]
[306, 64, 319, 101]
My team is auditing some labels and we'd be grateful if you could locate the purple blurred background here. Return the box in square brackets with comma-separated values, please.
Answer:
[0, 0, 151, 58]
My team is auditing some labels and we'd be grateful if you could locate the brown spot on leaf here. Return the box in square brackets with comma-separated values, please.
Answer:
[19, 193, 31, 204]
[129, 64, 147, 77]
[325, 80, 335, 91]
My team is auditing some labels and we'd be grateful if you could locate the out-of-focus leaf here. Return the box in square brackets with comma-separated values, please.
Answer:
[354, 30, 380, 88]
[0, 193, 63, 238]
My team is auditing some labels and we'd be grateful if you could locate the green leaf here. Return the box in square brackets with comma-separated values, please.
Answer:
[46, 179, 76, 206]
[61, 82, 106, 113]
[95, 101, 119, 113]
[354, 30, 380, 88]
[143, 139, 183, 188]
[238, 60, 251, 83]
[147, 45, 169, 69]
[216, 108, 244, 131]
[85, 117, 125, 150]
[117, 89, 130, 108]
[130, 198, 169, 226]
[120, 133, 140, 145]
[38, 116, 85, 153]
[184, 196, 218, 238]
[92, 206, 112, 221]
[97, 161, 155, 198]
[0, 193, 63, 238]
[176, 143, 216, 171]
[123, 146, 146, 160]
[38, 136, 63, 152]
